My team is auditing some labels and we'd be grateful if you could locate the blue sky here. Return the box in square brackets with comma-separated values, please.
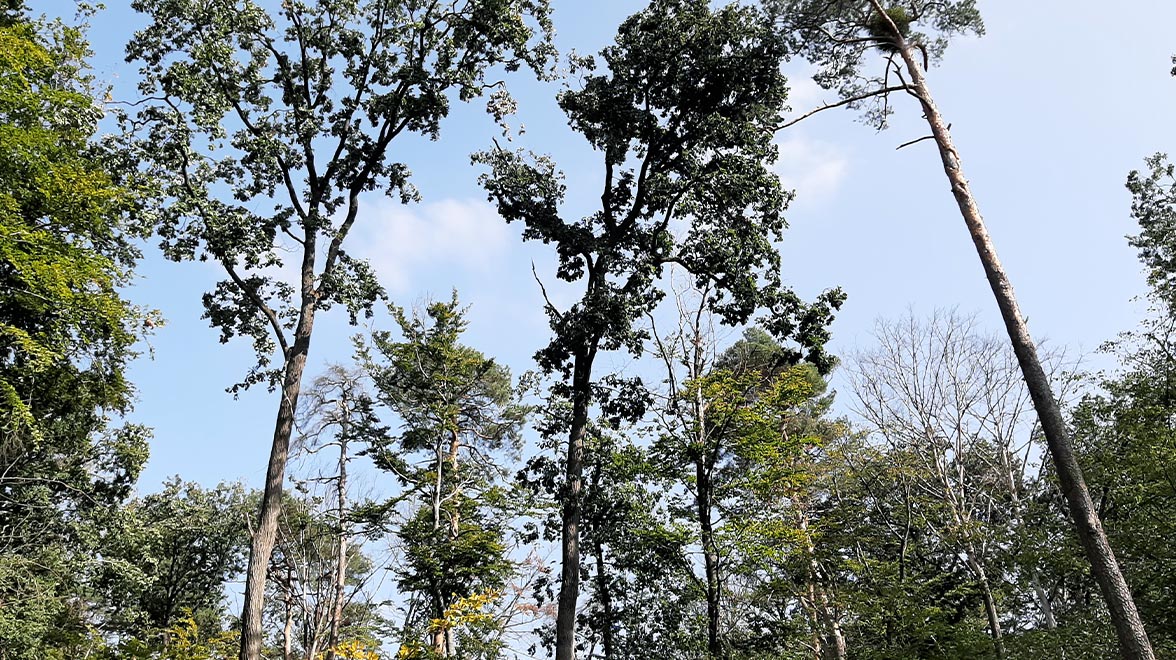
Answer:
[70, 0, 1176, 492]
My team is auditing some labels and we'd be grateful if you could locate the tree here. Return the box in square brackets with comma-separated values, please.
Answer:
[647, 279, 841, 658]
[266, 365, 386, 660]
[475, 2, 842, 655]
[847, 311, 1066, 657]
[264, 492, 386, 660]
[1036, 150, 1176, 656]
[763, 1, 1154, 656]
[99, 479, 251, 647]
[361, 295, 527, 657]
[122, 1, 553, 656]
[0, 3, 153, 656]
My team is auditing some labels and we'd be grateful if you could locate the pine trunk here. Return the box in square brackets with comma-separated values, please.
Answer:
[876, 8, 1155, 656]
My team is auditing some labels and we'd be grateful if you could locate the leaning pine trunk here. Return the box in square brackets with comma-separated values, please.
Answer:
[870, 4, 1155, 657]
[240, 315, 315, 660]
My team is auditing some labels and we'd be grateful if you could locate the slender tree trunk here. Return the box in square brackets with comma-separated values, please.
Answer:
[819, 593, 847, 660]
[696, 459, 723, 658]
[967, 558, 1005, 659]
[1031, 569, 1057, 630]
[432, 590, 447, 656]
[556, 349, 596, 660]
[240, 318, 315, 660]
[428, 432, 450, 657]
[796, 499, 845, 660]
[282, 571, 295, 660]
[445, 429, 462, 658]
[592, 534, 615, 659]
[324, 436, 350, 660]
[1003, 456, 1058, 630]
[979, 584, 1005, 659]
[872, 6, 1155, 657]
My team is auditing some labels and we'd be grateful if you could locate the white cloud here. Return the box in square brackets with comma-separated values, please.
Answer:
[351, 197, 510, 294]
[785, 74, 827, 115]
[773, 135, 849, 204]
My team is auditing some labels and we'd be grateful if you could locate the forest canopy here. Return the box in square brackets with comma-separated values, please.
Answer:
[1, 0, 1173, 659]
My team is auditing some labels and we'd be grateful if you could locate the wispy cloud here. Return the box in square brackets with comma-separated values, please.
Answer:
[351, 197, 510, 294]
[773, 135, 849, 204]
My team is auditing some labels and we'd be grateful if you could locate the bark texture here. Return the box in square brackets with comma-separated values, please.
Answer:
[556, 351, 595, 660]
[240, 324, 313, 660]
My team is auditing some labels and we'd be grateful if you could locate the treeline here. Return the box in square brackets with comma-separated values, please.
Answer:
[2, 0, 1175, 659]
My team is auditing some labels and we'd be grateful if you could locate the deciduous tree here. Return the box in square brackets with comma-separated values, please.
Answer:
[476, 2, 841, 654]
[123, 2, 553, 655]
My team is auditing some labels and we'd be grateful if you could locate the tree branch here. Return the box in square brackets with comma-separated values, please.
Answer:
[773, 85, 912, 131]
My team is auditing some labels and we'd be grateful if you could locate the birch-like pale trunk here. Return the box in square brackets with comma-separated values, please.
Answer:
[868, 4, 1155, 656]
[324, 433, 350, 660]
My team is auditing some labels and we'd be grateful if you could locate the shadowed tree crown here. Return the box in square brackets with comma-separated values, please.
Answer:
[765, 0, 983, 127]
[477, 0, 843, 384]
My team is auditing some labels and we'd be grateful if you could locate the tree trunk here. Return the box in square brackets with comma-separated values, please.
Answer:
[444, 429, 462, 658]
[556, 349, 596, 660]
[1003, 453, 1058, 630]
[796, 499, 845, 660]
[968, 559, 1005, 659]
[592, 534, 615, 659]
[1031, 569, 1057, 630]
[240, 320, 314, 660]
[873, 6, 1155, 657]
[324, 436, 349, 660]
[282, 571, 294, 660]
[696, 459, 723, 658]
[432, 590, 447, 656]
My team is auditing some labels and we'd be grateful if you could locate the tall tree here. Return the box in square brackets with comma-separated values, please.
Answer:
[122, 2, 553, 656]
[847, 311, 1067, 657]
[476, 2, 842, 655]
[277, 365, 386, 660]
[361, 295, 527, 658]
[0, 3, 153, 656]
[648, 279, 841, 658]
[99, 479, 251, 645]
[763, 2, 1154, 656]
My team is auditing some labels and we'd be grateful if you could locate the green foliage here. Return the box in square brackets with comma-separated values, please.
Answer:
[124, 0, 555, 390]
[477, 0, 842, 382]
[0, 5, 147, 439]
[1047, 156, 1176, 655]
[361, 294, 527, 655]
[764, 0, 983, 126]
[864, 6, 913, 52]
[363, 294, 526, 459]
[98, 479, 251, 638]
[0, 6, 155, 658]
[1127, 154, 1176, 308]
